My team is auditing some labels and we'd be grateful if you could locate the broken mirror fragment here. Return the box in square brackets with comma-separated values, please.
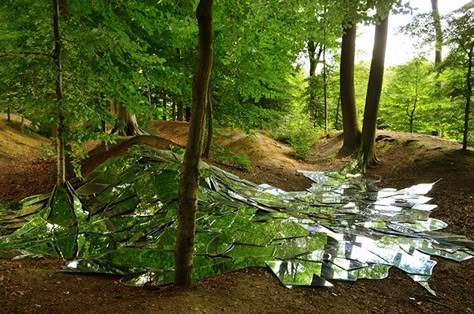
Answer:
[0, 146, 472, 296]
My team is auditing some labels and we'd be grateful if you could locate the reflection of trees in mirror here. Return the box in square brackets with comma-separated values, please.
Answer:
[0, 147, 472, 295]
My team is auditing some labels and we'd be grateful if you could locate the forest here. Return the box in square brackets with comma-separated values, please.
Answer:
[0, 0, 473, 313]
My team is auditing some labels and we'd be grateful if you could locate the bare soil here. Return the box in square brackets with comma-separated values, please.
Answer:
[1, 120, 473, 313]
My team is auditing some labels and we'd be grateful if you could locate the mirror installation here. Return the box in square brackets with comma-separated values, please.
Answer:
[1, 147, 472, 296]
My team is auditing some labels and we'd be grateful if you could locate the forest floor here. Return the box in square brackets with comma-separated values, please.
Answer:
[0, 118, 473, 313]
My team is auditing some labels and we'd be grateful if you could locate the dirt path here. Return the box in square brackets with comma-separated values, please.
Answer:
[1, 121, 473, 313]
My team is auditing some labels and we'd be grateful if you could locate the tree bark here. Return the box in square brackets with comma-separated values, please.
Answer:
[172, 99, 176, 120]
[185, 106, 191, 121]
[323, 44, 328, 133]
[462, 47, 473, 151]
[431, 0, 443, 66]
[174, 0, 213, 287]
[334, 96, 341, 130]
[162, 93, 167, 120]
[52, 0, 66, 185]
[361, 15, 389, 168]
[203, 85, 213, 158]
[339, 24, 361, 155]
[177, 100, 185, 121]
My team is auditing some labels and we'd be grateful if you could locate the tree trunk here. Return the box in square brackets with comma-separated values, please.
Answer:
[409, 65, 419, 133]
[361, 15, 389, 168]
[7, 107, 10, 122]
[177, 100, 185, 121]
[185, 107, 191, 121]
[334, 96, 341, 130]
[339, 24, 361, 155]
[147, 86, 153, 108]
[52, 0, 66, 186]
[162, 93, 167, 120]
[431, 0, 443, 66]
[323, 44, 328, 133]
[203, 85, 213, 158]
[172, 99, 176, 121]
[462, 47, 473, 151]
[308, 41, 323, 127]
[110, 100, 145, 136]
[175, 0, 213, 288]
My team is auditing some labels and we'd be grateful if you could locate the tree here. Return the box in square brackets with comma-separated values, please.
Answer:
[175, 0, 213, 287]
[380, 58, 434, 133]
[339, 23, 361, 155]
[430, 0, 443, 66]
[110, 101, 145, 136]
[361, 13, 389, 167]
[52, 0, 66, 185]
[445, 4, 474, 150]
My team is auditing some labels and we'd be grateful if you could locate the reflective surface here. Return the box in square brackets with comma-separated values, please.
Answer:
[0, 146, 472, 295]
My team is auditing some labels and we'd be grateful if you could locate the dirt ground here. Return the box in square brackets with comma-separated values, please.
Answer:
[1, 120, 473, 313]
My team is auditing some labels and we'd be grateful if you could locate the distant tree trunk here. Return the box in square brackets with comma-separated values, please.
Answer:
[462, 46, 473, 151]
[323, 44, 328, 133]
[175, 0, 213, 288]
[339, 24, 361, 155]
[172, 99, 176, 121]
[203, 85, 213, 158]
[408, 64, 420, 133]
[177, 100, 185, 121]
[185, 107, 191, 121]
[7, 107, 10, 122]
[334, 96, 341, 130]
[110, 100, 145, 136]
[431, 0, 443, 66]
[162, 94, 167, 120]
[147, 86, 153, 108]
[52, 0, 66, 185]
[361, 15, 389, 168]
[308, 40, 323, 127]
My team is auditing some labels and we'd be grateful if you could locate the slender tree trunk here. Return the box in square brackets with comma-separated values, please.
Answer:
[323, 44, 328, 133]
[361, 15, 389, 168]
[147, 86, 153, 108]
[462, 48, 473, 151]
[185, 107, 191, 121]
[431, 0, 443, 66]
[177, 100, 185, 121]
[175, 0, 213, 287]
[409, 66, 419, 133]
[334, 96, 341, 130]
[339, 24, 361, 155]
[308, 41, 323, 126]
[172, 99, 176, 121]
[162, 93, 167, 120]
[52, 0, 65, 185]
[203, 85, 213, 158]
[7, 107, 10, 122]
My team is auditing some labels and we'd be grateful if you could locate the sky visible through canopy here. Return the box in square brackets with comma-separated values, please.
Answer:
[357, 0, 471, 66]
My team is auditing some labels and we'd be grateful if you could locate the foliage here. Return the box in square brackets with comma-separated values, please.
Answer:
[380, 58, 435, 133]
[212, 145, 252, 171]
[273, 69, 320, 160]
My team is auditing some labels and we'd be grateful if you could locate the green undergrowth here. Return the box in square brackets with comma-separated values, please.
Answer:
[212, 144, 252, 171]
